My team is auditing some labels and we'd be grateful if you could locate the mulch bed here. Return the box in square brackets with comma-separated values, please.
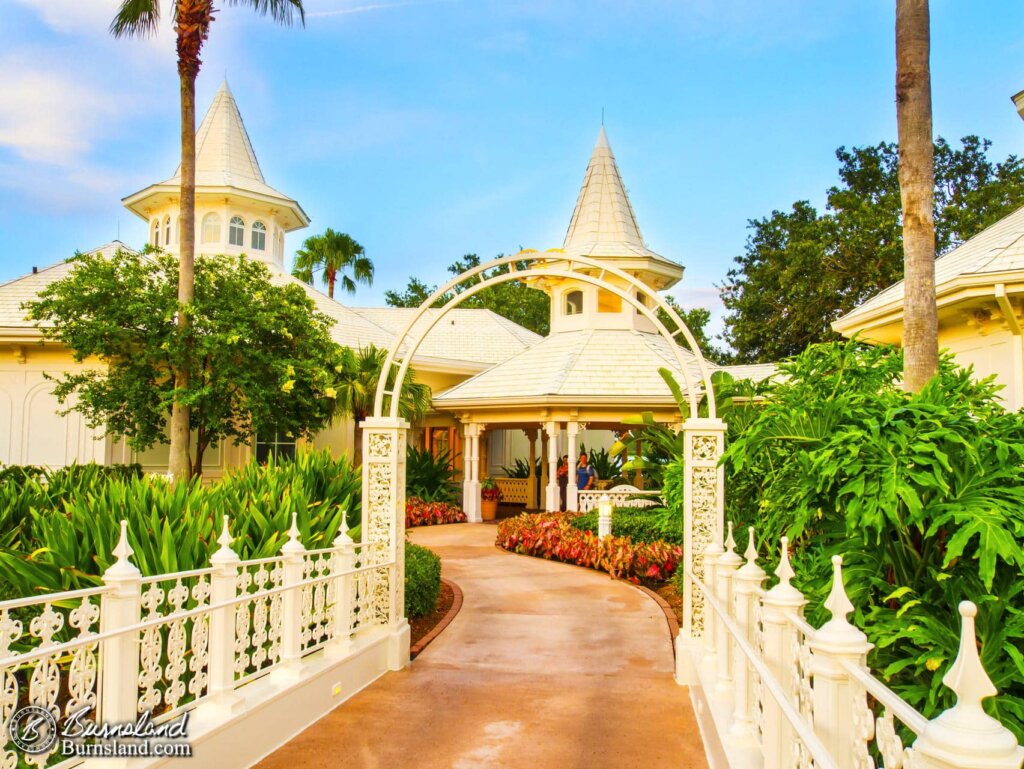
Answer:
[409, 578, 463, 658]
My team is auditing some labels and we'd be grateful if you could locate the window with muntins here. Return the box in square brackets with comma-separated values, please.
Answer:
[251, 221, 267, 251]
[202, 213, 221, 244]
[229, 216, 245, 247]
[164, 217, 171, 246]
[255, 429, 296, 464]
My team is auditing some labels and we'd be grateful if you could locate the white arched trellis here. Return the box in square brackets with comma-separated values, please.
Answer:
[358, 253, 725, 678]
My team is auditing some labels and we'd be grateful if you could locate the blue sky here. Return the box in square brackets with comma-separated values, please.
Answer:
[2, 1, 1024, 337]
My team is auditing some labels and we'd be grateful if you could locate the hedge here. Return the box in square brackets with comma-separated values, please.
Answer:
[405, 543, 442, 618]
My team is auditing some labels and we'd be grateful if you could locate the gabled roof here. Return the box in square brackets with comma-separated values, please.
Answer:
[0, 242, 138, 330]
[122, 81, 309, 229]
[433, 328, 774, 406]
[352, 307, 542, 366]
[835, 205, 1024, 331]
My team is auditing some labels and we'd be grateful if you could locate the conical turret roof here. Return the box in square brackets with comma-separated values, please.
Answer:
[562, 127, 672, 265]
[122, 80, 308, 231]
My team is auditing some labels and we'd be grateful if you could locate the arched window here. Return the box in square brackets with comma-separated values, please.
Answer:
[564, 290, 584, 316]
[151, 220, 160, 247]
[229, 216, 245, 247]
[251, 221, 267, 251]
[202, 213, 221, 244]
[164, 217, 171, 246]
[598, 289, 622, 313]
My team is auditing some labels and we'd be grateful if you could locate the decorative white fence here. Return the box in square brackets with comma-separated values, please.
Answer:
[494, 476, 529, 505]
[577, 484, 660, 513]
[680, 522, 1024, 769]
[0, 514, 403, 768]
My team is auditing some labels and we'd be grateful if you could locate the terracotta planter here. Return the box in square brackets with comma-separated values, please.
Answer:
[481, 498, 499, 521]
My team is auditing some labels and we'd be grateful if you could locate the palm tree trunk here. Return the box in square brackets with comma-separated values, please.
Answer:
[169, 65, 197, 480]
[896, 0, 938, 392]
[327, 271, 336, 299]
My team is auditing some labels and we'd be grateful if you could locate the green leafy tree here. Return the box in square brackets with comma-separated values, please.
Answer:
[333, 345, 433, 467]
[658, 296, 726, 363]
[385, 254, 551, 336]
[27, 249, 340, 477]
[292, 228, 373, 299]
[111, 0, 305, 481]
[722, 137, 1024, 363]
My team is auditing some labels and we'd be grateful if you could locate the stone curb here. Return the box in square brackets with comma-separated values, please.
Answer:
[410, 577, 464, 659]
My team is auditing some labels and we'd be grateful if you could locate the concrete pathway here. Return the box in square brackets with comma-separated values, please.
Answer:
[256, 524, 707, 769]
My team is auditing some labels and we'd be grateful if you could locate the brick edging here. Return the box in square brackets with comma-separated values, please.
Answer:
[632, 583, 681, 659]
[410, 577, 464, 659]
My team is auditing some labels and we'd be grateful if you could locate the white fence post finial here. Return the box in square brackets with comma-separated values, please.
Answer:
[715, 521, 743, 692]
[209, 515, 241, 707]
[912, 601, 1024, 769]
[761, 535, 808, 769]
[99, 520, 142, 724]
[279, 511, 308, 673]
[809, 555, 871, 769]
[328, 512, 357, 659]
[731, 526, 767, 736]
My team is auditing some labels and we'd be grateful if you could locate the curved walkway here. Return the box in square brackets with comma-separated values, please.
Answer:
[256, 524, 707, 769]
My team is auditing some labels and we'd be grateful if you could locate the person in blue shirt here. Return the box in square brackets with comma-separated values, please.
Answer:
[576, 452, 597, 493]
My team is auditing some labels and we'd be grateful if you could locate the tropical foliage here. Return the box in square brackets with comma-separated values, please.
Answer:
[292, 228, 373, 299]
[405, 543, 442, 618]
[27, 250, 341, 476]
[500, 457, 541, 479]
[405, 498, 467, 528]
[721, 137, 1024, 363]
[720, 341, 1024, 739]
[385, 254, 550, 336]
[332, 345, 433, 467]
[406, 446, 459, 503]
[570, 506, 681, 546]
[496, 513, 682, 584]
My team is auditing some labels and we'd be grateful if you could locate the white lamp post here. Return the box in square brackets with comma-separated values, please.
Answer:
[598, 494, 613, 538]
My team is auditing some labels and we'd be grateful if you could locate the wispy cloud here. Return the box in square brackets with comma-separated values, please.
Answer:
[307, 0, 452, 19]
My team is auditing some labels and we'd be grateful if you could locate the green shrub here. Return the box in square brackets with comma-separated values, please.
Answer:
[570, 505, 681, 546]
[721, 340, 1024, 739]
[405, 542, 441, 618]
[406, 446, 459, 503]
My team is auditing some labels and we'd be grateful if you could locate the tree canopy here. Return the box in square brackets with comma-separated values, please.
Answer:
[292, 229, 373, 299]
[28, 250, 341, 476]
[720, 136, 1024, 363]
[385, 254, 551, 336]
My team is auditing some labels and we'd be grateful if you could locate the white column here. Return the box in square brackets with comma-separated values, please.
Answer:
[327, 513, 356, 659]
[525, 428, 538, 510]
[566, 420, 580, 511]
[544, 421, 560, 512]
[360, 416, 411, 669]
[462, 423, 481, 523]
[279, 513, 307, 672]
[731, 527, 766, 738]
[676, 417, 726, 684]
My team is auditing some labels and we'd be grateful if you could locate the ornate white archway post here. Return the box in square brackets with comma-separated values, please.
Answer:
[675, 416, 726, 684]
[360, 416, 411, 670]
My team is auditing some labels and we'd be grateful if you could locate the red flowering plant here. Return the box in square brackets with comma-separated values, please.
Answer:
[406, 497, 467, 528]
[480, 477, 501, 502]
[495, 513, 682, 584]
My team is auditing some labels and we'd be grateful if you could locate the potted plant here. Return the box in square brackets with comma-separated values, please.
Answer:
[480, 477, 501, 521]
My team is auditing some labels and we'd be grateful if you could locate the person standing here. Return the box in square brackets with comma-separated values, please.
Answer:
[576, 452, 597, 500]
[557, 455, 569, 512]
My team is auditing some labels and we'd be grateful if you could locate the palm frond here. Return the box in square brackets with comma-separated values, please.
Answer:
[110, 0, 162, 37]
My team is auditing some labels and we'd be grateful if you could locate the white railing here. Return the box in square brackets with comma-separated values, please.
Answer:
[683, 523, 1024, 769]
[577, 484, 659, 513]
[494, 477, 529, 504]
[0, 514, 395, 768]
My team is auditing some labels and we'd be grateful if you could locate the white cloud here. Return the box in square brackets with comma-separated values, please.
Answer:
[0, 64, 126, 165]
[669, 285, 724, 312]
[11, 0, 122, 37]
[306, 0, 452, 18]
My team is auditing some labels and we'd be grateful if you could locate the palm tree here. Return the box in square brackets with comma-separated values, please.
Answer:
[896, 0, 938, 392]
[292, 229, 373, 299]
[111, 0, 305, 480]
[333, 346, 432, 467]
